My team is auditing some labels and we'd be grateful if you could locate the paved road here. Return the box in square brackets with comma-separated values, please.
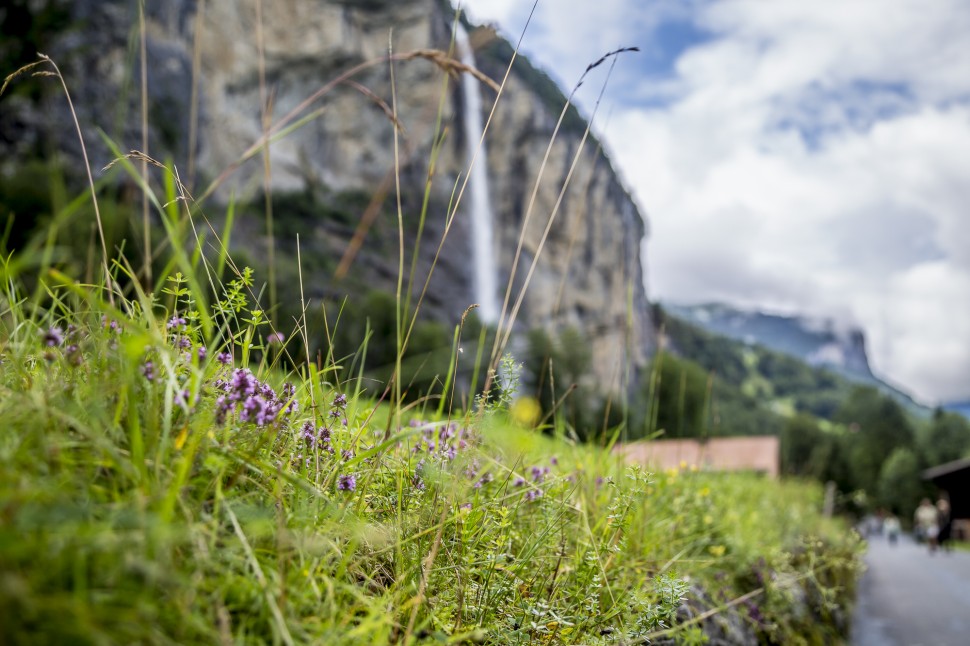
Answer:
[851, 534, 970, 646]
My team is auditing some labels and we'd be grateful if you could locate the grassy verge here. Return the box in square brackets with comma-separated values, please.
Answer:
[0, 272, 862, 644]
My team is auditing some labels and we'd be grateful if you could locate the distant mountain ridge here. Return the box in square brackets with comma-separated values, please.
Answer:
[663, 302, 926, 413]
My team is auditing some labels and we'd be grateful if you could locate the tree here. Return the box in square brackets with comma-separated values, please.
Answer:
[780, 414, 852, 491]
[920, 409, 970, 468]
[836, 386, 916, 495]
[639, 354, 710, 441]
[877, 448, 922, 517]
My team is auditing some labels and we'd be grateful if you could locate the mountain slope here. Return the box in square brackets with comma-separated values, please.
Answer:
[664, 302, 926, 413]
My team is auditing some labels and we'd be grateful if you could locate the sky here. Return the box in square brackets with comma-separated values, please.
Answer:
[459, 0, 970, 405]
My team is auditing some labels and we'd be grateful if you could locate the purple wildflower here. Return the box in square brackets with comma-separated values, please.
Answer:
[174, 388, 192, 407]
[525, 489, 543, 502]
[229, 368, 257, 401]
[341, 449, 354, 461]
[214, 395, 231, 425]
[460, 502, 472, 511]
[216, 351, 233, 366]
[266, 331, 285, 345]
[301, 421, 316, 447]
[141, 360, 156, 382]
[43, 327, 64, 347]
[337, 474, 356, 491]
[176, 337, 191, 351]
[167, 314, 187, 329]
[197, 346, 207, 361]
[333, 393, 347, 408]
[513, 477, 526, 487]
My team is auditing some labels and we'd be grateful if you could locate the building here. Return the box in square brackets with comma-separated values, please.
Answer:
[923, 457, 970, 541]
[615, 436, 780, 478]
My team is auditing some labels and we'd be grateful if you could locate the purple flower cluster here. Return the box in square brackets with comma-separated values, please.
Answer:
[212, 368, 297, 428]
[301, 420, 334, 453]
[411, 421, 472, 463]
[43, 327, 64, 347]
[531, 465, 550, 484]
[337, 474, 356, 491]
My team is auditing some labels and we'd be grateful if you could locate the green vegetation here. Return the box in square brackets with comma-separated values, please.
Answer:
[654, 305, 970, 521]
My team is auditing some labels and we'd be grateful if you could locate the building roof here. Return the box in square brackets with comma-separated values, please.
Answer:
[614, 436, 780, 478]
[923, 456, 970, 481]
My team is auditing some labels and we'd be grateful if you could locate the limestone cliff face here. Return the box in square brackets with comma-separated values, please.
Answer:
[1, 0, 654, 389]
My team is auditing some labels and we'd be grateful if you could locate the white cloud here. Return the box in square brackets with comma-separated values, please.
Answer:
[461, 0, 970, 404]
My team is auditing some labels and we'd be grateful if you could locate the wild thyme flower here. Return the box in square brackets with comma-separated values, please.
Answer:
[141, 360, 156, 382]
[228, 368, 257, 401]
[167, 314, 187, 329]
[241, 395, 278, 426]
[337, 474, 356, 491]
[525, 489, 543, 502]
[301, 421, 316, 448]
[174, 388, 192, 406]
[531, 466, 549, 483]
[214, 395, 231, 425]
[341, 449, 354, 461]
[266, 331, 285, 345]
[43, 327, 64, 347]
[513, 477, 526, 487]
[333, 393, 347, 408]
[216, 351, 232, 366]
[197, 346, 207, 361]
[175, 336, 191, 351]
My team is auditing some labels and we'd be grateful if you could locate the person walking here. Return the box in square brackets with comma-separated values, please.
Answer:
[914, 498, 940, 553]
[937, 496, 953, 553]
[884, 514, 901, 546]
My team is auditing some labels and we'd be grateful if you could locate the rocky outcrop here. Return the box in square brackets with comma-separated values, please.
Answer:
[0, 0, 654, 390]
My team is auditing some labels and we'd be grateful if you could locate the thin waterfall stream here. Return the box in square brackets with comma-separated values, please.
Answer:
[455, 24, 500, 324]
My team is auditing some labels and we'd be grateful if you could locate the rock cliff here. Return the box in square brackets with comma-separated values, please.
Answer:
[0, 0, 654, 391]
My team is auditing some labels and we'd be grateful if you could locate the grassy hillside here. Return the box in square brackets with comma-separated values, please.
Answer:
[0, 271, 862, 644]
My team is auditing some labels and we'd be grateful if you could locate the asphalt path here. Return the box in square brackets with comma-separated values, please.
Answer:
[851, 533, 970, 646]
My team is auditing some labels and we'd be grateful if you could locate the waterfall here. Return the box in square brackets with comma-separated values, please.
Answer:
[455, 24, 500, 324]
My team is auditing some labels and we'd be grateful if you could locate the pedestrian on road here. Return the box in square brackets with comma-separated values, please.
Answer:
[884, 514, 901, 546]
[937, 495, 953, 553]
[915, 498, 940, 553]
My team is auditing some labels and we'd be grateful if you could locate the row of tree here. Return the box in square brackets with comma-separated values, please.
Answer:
[782, 389, 970, 516]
